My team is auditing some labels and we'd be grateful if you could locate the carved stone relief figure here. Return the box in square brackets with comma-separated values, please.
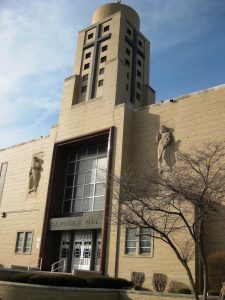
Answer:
[156, 125, 173, 173]
[29, 156, 43, 193]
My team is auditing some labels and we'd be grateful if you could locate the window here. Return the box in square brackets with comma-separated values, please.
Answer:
[136, 93, 140, 101]
[125, 227, 152, 255]
[138, 39, 143, 47]
[127, 73, 130, 79]
[85, 52, 91, 59]
[137, 81, 141, 89]
[88, 33, 94, 40]
[127, 28, 132, 36]
[125, 59, 130, 67]
[140, 228, 151, 254]
[82, 74, 88, 81]
[84, 63, 90, 70]
[81, 85, 87, 93]
[126, 48, 131, 56]
[102, 45, 108, 52]
[63, 144, 108, 214]
[15, 231, 32, 254]
[98, 79, 104, 87]
[100, 56, 107, 63]
[0, 162, 7, 203]
[137, 70, 141, 78]
[104, 25, 110, 32]
[126, 84, 129, 91]
[137, 59, 142, 67]
[99, 68, 104, 75]
[125, 228, 136, 254]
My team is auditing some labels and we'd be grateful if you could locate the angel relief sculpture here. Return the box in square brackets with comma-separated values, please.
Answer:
[156, 125, 173, 173]
[29, 156, 43, 193]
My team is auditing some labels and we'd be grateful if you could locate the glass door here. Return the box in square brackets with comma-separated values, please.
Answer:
[59, 232, 70, 272]
[94, 231, 101, 271]
[72, 231, 92, 271]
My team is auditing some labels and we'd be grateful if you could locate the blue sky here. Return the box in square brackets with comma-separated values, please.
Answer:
[0, 0, 225, 148]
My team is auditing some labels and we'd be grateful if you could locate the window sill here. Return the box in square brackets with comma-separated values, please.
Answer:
[14, 252, 31, 255]
[123, 253, 153, 258]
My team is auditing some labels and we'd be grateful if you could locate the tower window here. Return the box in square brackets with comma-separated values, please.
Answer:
[138, 40, 143, 48]
[81, 85, 87, 93]
[125, 59, 130, 67]
[126, 84, 129, 91]
[137, 59, 142, 67]
[126, 48, 131, 56]
[102, 45, 108, 52]
[83, 74, 88, 81]
[85, 52, 91, 59]
[98, 80, 104, 87]
[99, 68, 104, 75]
[104, 25, 110, 32]
[84, 63, 90, 70]
[137, 70, 141, 78]
[88, 33, 94, 40]
[136, 93, 140, 101]
[137, 81, 141, 89]
[127, 28, 132, 36]
[100, 56, 107, 63]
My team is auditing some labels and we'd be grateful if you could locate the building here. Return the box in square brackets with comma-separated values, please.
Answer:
[0, 2, 225, 290]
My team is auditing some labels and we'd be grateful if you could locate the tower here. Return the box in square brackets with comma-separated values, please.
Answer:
[70, 3, 155, 107]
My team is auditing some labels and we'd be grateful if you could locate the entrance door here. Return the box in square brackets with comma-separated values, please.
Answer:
[72, 231, 92, 271]
[59, 232, 71, 272]
[94, 231, 101, 271]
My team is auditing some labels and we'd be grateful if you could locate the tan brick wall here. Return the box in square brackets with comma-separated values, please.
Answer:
[0, 127, 57, 268]
[112, 84, 225, 289]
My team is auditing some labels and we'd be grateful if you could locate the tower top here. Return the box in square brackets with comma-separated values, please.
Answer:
[92, 2, 140, 30]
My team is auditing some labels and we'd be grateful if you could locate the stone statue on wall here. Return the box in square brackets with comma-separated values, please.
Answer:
[29, 156, 42, 193]
[156, 125, 173, 173]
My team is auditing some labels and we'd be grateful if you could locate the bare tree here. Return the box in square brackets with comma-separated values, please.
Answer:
[111, 143, 225, 300]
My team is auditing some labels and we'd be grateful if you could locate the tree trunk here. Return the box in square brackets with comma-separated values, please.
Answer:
[166, 238, 199, 300]
[182, 262, 200, 300]
[199, 217, 208, 300]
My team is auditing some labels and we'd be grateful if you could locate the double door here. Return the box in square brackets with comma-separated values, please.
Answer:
[59, 230, 101, 272]
[72, 231, 92, 270]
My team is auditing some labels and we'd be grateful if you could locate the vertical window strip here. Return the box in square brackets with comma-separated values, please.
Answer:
[0, 162, 8, 203]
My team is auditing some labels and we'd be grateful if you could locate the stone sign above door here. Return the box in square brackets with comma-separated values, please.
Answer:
[49, 211, 103, 231]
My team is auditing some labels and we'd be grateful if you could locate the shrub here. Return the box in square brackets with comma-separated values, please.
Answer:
[168, 280, 191, 293]
[178, 288, 192, 294]
[29, 274, 87, 287]
[86, 276, 133, 289]
[208, 289, 220, 296]
[208, 251, 225, 291]
[0, 271, 12, 282]
[152, 273, 167, 292]
[10, 272, 33, 283]
[131, 272, 145, 290]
